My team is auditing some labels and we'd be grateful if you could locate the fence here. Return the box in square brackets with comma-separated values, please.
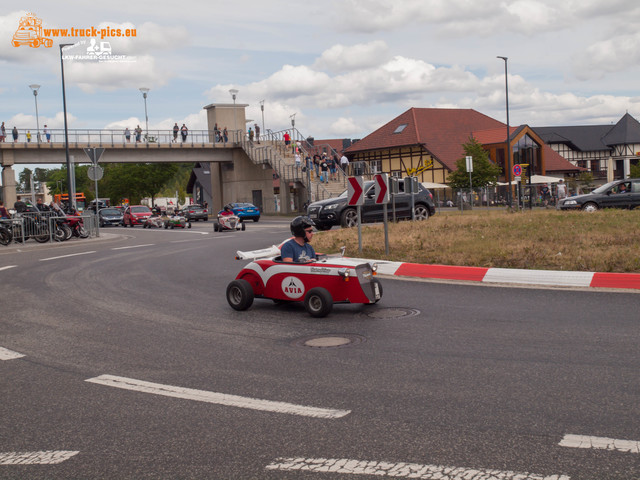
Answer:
[0, 211, 97, 244]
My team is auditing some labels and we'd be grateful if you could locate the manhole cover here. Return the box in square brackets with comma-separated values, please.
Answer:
[292, 334, 366, 349]
[365, 307, 421, 319]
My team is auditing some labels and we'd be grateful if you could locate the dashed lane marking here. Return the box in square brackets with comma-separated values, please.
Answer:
[559, 434, 640, 454]
[85, 374, 351, 419]
[111, 244, 155, 250]
[0, 450, 79, 465]
[39, 251, 96, 262]
[0, 347, 25, 361]
[0, 265, 17, 272]
[265, 457, 570, 479]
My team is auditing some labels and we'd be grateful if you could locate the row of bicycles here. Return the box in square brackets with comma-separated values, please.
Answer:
[0, 201, 90, 246]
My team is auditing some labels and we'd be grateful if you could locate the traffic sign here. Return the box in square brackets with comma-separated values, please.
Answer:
[88, 165, 104, 181]
[374, 173, 389, 204]
[347, 176, 364, 206]
[513, 164, 522, 176]
[83, 147, 105, 164]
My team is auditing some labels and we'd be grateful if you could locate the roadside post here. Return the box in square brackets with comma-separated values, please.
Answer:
[347, 176, 364, 253]
[390, 177, 399, 222]
[466, 155, 474, 210]
[84, 147, 105, 236]
[513, 164, 522, 210]
[404, 176, 418, 220]
[374, 173, 390, 255]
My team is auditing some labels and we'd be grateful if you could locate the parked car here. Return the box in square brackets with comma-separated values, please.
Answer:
[558, 179, 640, 212]
[183, 204, 208, 222]
[123, 205, 153, 227]
[226, 202, 261, 222]
[306, 180, 436, 230]
[98, 207, 124, 227]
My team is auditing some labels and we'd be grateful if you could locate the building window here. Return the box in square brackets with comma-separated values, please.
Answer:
[393, 124, 408, 134]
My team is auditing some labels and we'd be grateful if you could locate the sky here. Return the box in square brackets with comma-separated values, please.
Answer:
[3, 0, 640, 177]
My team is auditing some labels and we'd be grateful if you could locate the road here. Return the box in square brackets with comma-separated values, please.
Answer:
[1, 219, 638, 479]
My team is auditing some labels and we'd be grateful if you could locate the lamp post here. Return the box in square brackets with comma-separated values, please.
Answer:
[139, 87, 150, 142]
[290, 113, 296, 149]
[497, 56, 512, 207]
[29, 84, 41, 143]
[260, 99, 265, 134]
[229, 88, 238, 143]
[60, 43, 74, 209]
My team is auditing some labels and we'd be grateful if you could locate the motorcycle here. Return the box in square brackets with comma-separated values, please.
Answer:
[0, 221, 12, 246]
[50, 203, 89, 239]
[12, 202, 50, 243]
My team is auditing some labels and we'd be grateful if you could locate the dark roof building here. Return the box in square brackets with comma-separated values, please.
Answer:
[534, 113, 640, 182]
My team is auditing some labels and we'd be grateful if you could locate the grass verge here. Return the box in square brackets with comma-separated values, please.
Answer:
[312, 209, 640, 273]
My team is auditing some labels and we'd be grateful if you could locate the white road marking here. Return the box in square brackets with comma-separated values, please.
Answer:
[111, 244, 155, 250]
[39, 251, 96, 262]
[0, 450, 79, 465]
[265, 457, 570, 479]
[559, 434, 640, 453]
[85, 374, 350, 419]
[0, 265, 17, 272]
[0, 347, 25, 361]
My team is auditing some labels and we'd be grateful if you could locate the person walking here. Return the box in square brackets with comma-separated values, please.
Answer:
[340, 154, 349, 175]
[320, 156, 329, 184]
[181, 124, 188, 142]
[555, 179, 567, 209]
[248, 127, 254, 143]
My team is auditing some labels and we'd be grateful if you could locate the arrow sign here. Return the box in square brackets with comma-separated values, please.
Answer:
[374, 173, 389, 204]
[347, 176, 364, 206]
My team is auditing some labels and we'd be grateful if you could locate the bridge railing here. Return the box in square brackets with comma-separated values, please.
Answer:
[3, 128, 233, 147]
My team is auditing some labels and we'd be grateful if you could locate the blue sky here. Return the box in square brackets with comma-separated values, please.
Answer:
[3, 0, 640, 176]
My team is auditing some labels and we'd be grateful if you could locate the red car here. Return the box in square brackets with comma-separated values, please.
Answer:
[227, 245, 382, 317]
[123, 205, 152, 227]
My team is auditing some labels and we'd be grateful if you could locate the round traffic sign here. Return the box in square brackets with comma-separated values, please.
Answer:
[513, 164, 522, 176]
[88, 165, 104, 181]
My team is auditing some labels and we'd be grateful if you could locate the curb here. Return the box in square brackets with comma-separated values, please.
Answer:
[349, 259, 640, 291]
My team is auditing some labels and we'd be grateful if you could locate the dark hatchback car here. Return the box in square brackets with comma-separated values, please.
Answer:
[307, 180, 436, 230]
[183, 204, 209, 221]
[98, 207, 124, 227]
[227, 202, 261, 222]
[558, 178, 640, 212]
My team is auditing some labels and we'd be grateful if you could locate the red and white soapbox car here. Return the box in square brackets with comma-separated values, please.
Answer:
[214, 213, 245, 232]
[226, 243, 382, 317]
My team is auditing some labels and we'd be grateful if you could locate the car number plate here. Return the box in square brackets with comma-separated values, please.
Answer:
[309, 213, 318, 218]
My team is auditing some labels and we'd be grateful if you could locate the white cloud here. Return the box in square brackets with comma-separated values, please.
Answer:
[313, 41, 391, 72]
[572, 31, 640, 80]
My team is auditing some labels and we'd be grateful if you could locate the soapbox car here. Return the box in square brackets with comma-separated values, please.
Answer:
[226, 244, 382, 317]
[164, 214, 191, 229]
[142, 215, 164, 228]
[214, 214, 245, 232]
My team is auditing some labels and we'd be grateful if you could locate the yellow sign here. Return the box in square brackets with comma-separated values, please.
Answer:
[405, 158, 433, 177]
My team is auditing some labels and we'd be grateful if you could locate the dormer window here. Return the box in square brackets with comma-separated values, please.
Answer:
[393, 124, 408, 134]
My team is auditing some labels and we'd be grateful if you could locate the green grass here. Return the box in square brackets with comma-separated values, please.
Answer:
[312, 209, 640, 272]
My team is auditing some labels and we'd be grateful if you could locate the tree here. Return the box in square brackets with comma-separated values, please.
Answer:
[447, 137, 502, 189]
[630, 162, 640, 179]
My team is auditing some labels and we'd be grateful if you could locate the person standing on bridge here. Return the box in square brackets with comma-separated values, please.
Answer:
[254, 124, 260, 144]
[181, 124, 188, 142]
[124, 127, 131, 143]
[12, 126, 18, 142]
[44, 125, 50, 143]
[135, 125, 142, 142]
[223, 127, 228, 144]
[173, 123, 179, 143]
[0, 122, 5, 142]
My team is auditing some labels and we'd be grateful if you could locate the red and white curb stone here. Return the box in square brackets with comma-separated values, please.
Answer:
[351, 259, 640, 290]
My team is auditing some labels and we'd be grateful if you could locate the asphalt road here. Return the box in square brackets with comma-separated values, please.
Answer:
[1, 218, 638, 479]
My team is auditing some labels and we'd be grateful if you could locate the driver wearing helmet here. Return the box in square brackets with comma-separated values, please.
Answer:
[281, 216, 317, 263]
[220, 204, 233, 216]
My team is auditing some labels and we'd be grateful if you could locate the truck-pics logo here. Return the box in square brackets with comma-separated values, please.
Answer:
[12, 13, 52, 48]
[12, 13, 137, 50]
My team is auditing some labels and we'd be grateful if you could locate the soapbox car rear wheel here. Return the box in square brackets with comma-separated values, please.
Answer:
[304, 287, 333, 318]
[226, 279, 254, 311]
[213, 222, 219, 232]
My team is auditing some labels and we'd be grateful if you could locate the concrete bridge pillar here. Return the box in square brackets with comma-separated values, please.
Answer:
[1, 150, 17, 207]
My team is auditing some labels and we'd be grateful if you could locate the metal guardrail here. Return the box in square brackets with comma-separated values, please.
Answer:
[0, 211, 95, 244]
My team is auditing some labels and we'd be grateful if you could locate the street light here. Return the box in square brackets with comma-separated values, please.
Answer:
[497, 56, 512, 207]
[229, 89, 238, 142]
[290, 113, 296, 147]
[60, 43, 74, 209]
[260, 99, 265, 134]
[29, 84, 41, 143]
[139, 87, 150, 142]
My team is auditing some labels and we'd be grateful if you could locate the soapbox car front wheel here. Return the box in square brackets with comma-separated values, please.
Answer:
[304, 287, 333, 318]
[226, 279, 254, 311]
[213, 222, 219, 232]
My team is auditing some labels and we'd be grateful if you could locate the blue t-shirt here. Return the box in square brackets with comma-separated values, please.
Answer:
[281, 238, 316, 263]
